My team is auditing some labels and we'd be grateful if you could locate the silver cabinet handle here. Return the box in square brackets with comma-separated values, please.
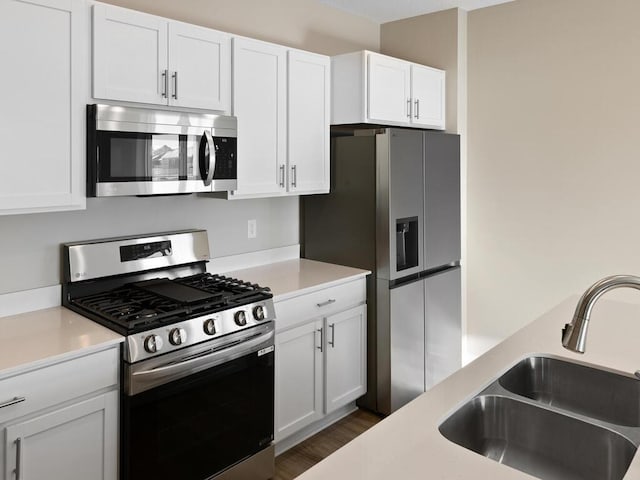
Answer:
[291, 165, 297, 188]
[161, 69, 168, 98]
[329, 323, 336, 348]
[407, 98, 411, 118]
[172, 71, 178, 100]
[14, 437, 22, 480]
[415, 99, 420, 119]
[0, 396, 25, 409]
[316, 299, 336, 308]
[279, 164, 285, 187]
[317, 328, 323, 352]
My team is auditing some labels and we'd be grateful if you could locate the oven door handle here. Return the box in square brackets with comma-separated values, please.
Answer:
[198, 130, 216, 186]
[132, 328, 274, 384]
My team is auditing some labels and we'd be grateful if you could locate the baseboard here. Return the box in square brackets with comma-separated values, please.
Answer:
[0, 285, 61, 318]
[274, 403, 357, 456]
[207, 245, 300, 274]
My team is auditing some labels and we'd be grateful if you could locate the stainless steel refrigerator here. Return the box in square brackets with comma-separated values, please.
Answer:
[302, 127, 461, 415]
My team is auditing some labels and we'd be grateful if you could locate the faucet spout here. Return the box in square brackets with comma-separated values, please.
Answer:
[562, 275, 640, 353]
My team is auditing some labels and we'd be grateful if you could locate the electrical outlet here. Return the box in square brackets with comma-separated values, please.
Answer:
[248, 219, 257, 239]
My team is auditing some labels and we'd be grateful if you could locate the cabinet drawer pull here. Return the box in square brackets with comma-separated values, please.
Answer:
[172, 71, 178, 100]
[161, 69, 168, 98]
[14, 437, 22, 480]
[414, 99, 420, 119]
[407, 98, 411, 118]
[291, 165, 297, 188]
[0, 396, 25, 409]
[329, 323, 336, 348]
[317, 328, 323, 352]
[316, 299, 336, 308]
[279, 164, 285, 187]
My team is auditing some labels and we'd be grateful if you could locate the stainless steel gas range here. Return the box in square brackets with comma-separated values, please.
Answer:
[62, 230, 275, 480]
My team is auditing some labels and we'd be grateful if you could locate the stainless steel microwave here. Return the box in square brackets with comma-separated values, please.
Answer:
[87, 104, 237, 197]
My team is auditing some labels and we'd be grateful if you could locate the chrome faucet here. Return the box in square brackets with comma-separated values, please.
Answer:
[562, 275, 640, 353]
[562, 275, 640, 379]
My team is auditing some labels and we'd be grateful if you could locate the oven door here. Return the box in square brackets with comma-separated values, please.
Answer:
[121, 324, 275, 480]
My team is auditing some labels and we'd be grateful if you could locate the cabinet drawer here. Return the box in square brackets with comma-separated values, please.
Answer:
[275, 278, 365, 331]
[0, 347, 119, 424]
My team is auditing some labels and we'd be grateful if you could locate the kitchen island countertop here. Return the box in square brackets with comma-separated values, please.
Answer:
[296, 297, 640, 479]
[0, 307, 123, 379]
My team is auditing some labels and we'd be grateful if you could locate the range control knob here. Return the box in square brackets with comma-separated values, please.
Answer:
[169, 328, 187, 346]
[203, 318, 217, 336]
[253, 305, 266, 321]
[144, 334, 164, 354]
[234, 310, 247, 326]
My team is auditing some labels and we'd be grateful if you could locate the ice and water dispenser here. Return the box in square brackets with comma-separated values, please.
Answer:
[396, 217, 419, 271]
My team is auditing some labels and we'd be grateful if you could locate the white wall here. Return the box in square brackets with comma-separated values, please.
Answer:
[466, 0, 640, 358]
[0, 0, 379, 295]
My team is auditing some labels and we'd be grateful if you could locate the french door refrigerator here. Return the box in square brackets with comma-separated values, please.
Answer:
[302, 127, 461, 415]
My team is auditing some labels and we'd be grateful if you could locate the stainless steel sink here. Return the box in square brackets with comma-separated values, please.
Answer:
[499, 356, 640, 427]
[439, 395, 637, 480]
[439, 356, 640, 480]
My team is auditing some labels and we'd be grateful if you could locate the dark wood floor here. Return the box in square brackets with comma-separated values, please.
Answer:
[274, 409, 383, 480]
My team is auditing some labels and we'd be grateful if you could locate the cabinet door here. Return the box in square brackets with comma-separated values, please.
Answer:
[168, 22, 230, 111]
[4, 391, 118, 480]
[93, 3, 168, 105]
[287, 50, 330, 194]
[367, 53, 411, 124]
[231, 38, 286, 197]
[325, 305, 367, 414]
[0, 0, 85, 214]
[411, 64, 445, 129]
[275, 320, 324, 442]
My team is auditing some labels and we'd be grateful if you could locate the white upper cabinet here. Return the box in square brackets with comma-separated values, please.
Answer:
[0, 0, 86, 215]
[368, 53, 412, 124]
[332, 50, 446, 130]
[93, 4, 167, 105]
[287, 50, 330, 195]
[167, 22, 230, 111]
[410, 64, 446, 129]
[93, 3, 230, 112]
[229, 37, 287, 198]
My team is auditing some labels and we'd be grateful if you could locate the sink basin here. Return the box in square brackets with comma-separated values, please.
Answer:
[439, 395, 637, 480]
[499, 356, 640, 426]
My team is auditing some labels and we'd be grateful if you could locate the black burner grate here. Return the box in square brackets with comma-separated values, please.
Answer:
[70, 273, 272, 332]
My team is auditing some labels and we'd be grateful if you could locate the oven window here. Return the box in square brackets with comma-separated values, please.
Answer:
[121, 349, 274, 480]
[97, 132, 188, 182]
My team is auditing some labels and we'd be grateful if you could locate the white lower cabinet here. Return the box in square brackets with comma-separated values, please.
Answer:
[324, 305, 367, 414]
[274, 278, 367, 444]
[0, 347, 119, 480]
[3, 392, 118, 480]
[275, 319, 324, 441]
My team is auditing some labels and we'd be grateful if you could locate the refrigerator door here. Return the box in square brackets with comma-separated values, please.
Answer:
[387, 279, 425, 413]
[424, 132, 461, 270]
[378, 129, 424, 281]
[425, 266, 462, 390]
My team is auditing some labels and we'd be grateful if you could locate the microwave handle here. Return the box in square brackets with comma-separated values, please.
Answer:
[198, 130, 216, 186]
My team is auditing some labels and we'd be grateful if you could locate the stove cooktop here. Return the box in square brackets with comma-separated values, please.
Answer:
[71, 273, 272, 333]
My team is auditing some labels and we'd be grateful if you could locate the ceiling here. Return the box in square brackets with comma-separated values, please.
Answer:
[315, 0, 514, 23]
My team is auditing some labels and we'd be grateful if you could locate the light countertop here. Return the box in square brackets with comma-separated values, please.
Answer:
[224, 258, 370, 301]
[0, 307, 123, 378]
[296, 297, 640, 479]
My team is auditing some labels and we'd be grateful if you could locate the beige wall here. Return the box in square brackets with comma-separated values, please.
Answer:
[101, 0, 379, 55]
[466, 0, 640, 357]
